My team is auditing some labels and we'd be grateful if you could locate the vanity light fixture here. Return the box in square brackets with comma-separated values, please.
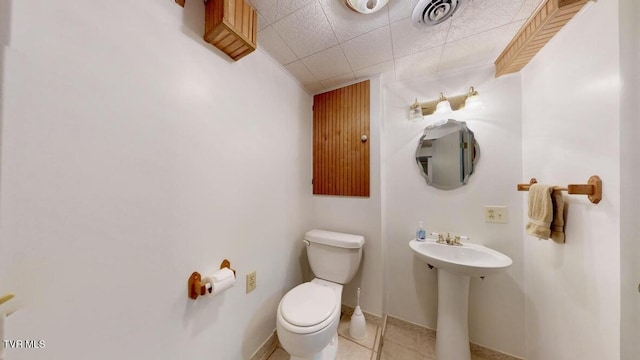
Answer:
[409, 98, 424, 122]
[432, 92, 453, 125]
[345, 0, 390, 14]
[434, 92, 453, 115]
[408, 87, 484, 121]
[464, 86, 484, 110]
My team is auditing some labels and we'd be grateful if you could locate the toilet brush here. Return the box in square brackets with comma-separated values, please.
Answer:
[349, 288, 367, 340]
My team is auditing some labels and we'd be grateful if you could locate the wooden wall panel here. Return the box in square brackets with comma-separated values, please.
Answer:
[313, 80, 370, 197]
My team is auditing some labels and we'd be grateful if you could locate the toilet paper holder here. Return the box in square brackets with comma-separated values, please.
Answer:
[0, 293, 16, 318]
[0, 293, 14, 307]
[188, 259, 236, 300]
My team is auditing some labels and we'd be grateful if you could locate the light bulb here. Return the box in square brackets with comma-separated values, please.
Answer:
[345, 0, 389, 14]
[434, 99, 452, 114]
[464, 86, 485, 110]
[409, 98, 424, 122]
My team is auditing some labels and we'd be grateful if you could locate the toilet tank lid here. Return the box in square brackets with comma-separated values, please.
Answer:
[304, 230, 365, 249]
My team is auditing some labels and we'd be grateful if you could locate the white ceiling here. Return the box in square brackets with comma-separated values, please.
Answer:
[250, 0, 544, 93]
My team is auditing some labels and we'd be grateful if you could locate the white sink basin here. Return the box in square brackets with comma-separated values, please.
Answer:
[409, 239, 512, 277]
[409, 239, 513, 360]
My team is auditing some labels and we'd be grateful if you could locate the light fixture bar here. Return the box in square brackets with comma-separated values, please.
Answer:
[418, 94, 466, 116]
[411, 86, 483, 117]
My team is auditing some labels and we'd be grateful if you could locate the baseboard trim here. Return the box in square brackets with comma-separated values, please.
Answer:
[249, 330, 278, 360]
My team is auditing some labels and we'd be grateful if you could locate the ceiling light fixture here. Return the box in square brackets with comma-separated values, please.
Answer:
[408, 87, 484, 122]
[345, 0, 390, 14]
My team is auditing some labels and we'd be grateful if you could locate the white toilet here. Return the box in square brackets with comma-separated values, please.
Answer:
[276, 229, 365, 360]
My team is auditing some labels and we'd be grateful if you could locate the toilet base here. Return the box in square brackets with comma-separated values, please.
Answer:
[290, 333, 338, 360]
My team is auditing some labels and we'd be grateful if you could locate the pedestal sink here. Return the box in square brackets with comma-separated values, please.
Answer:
[409, 239, 512, 360]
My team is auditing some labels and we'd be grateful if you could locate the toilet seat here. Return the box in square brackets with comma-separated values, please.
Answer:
[281, 283, 335, 327]
[277, 282, 339, 335]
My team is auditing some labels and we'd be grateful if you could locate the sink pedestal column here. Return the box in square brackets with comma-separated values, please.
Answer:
[436, 269, 471, 360]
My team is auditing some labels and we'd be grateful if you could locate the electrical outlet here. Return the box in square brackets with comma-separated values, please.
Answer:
[246, 271, 256, 293]
[484, 206, 507, 223]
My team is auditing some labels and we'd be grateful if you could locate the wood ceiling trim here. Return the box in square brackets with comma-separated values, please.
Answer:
[494, 0, 589, 77]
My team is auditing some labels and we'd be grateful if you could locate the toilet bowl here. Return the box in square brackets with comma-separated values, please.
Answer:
[276, 279, 342, 359]
[276, 230, 365, 360]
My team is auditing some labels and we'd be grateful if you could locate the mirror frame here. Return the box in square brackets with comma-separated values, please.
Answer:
[415, 119, 480, 190]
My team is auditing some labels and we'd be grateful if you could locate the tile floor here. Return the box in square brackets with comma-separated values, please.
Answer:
[266, 312, 381, 360]
[266, 315, 516, 360]
[379, 318, 435, 360]
[379, 317, 518, 360]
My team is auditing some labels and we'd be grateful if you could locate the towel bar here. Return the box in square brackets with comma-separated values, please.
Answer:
[0, 293, 14, 306]
[517, 175, 602, 204]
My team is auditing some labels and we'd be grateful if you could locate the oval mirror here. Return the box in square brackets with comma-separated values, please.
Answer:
[415, 119, 480, 190]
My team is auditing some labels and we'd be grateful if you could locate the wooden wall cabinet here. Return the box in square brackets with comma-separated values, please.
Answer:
[204, 0, 257, 61]
[313, 80, 370, 197]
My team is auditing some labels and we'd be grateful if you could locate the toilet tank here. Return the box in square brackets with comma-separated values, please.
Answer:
[304, 230, 365, 284]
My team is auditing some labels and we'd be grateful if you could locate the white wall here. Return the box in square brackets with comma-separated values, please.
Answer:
[521, 1, 621, 359]
[0, 1, 312, 359]
[309, 77, 383, 316]
[619, 0, 640, 358]
[382, 68, 525, 357]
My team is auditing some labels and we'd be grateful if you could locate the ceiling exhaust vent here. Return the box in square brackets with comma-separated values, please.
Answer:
[411, 0, 465, 28]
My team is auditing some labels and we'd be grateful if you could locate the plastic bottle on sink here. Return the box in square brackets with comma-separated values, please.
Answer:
[416, 221, 426, 241]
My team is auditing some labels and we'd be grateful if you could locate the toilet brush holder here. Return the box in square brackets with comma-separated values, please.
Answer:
[349, 288, 367, 340]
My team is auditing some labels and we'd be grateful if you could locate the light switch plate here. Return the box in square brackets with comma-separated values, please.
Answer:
[485, 206, 507, 223]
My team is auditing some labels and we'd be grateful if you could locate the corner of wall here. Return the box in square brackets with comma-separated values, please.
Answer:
[0, 0, 10, 197]
[309, 75, 384, 317]
[520, 0, 622, 358]
[0, 0, 10, 47]
[619, 0, 640, 358]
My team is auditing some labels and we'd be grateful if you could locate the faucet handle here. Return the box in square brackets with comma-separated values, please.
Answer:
[437, 234, 445, 243]
[453, 235, 461, 246]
